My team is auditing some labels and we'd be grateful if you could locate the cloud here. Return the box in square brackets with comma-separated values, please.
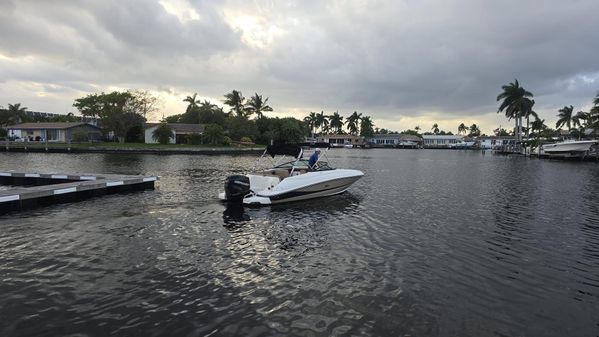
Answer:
[1, 0, 599, 133]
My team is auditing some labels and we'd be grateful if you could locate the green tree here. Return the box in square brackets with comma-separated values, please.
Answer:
[223, 90, 247, 117]
[360, 116, 375, 137]
[152, 123, 174, 144]
[458, 123, 467, 135]
[346, 111, 361, 135]
[303, 112, 317, 137]
[2, 103, 28, 125]
[198, 100, 227, 126]
[589, 92, 599, 134]
[245, 93, 273, 119]
[183, 93, 200, 113]
[494, 128, 510, 136]
[556, 105, 574, 133]
[276, 118, 304, 144]
[225, 115, 258, 141]
[203, 124, 225, 145]
[497, 79, 534, 143]
[468, 124, 481, 137]
[431, 123, 439, 134]
[328, 111, 344, 134]
[571, 110, 589, 139]
[165, 114, 181, 123]
[315, 111, 329, 134]
[73, 91, 145, 142]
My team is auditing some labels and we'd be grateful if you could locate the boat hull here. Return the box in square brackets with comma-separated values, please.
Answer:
[542, 140, 597, 157]
[220, 169, 364, 206]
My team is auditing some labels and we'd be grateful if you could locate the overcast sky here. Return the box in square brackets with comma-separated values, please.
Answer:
[1, 0, 598, 134]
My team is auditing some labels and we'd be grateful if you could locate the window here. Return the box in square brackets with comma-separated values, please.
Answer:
[46, 129, 60, 141]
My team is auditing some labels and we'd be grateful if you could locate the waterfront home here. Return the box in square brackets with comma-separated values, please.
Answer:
[478, 136, 515, 149]
[6, 122, 102, 142]
[367, 134, 422, 148]
[144, 123, 204, 144]
[422, 135, 464, 148]
[316, 134, 363, 147]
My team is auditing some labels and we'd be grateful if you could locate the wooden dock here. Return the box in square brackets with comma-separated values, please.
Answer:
[0, 171, 158, 214]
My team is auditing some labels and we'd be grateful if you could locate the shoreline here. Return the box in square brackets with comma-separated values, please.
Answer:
[1, 143, 265, 155]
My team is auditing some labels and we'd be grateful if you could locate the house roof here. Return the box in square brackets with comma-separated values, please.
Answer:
[422, 135, 463, 140]
[6, 122, 99, 130]
[479, 136, 515, 140]
[146, 123, 204, 134]
[369, 134, 422, 141]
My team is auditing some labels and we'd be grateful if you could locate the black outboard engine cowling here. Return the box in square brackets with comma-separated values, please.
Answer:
[225, 175, 250, 202]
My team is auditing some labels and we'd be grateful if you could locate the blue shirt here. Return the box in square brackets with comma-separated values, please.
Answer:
[308, 152, 319, 168]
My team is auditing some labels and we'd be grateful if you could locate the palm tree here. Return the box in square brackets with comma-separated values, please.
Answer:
[6, 103, 28, 125]
[346, 111, 361, 135]
[458, 123, 467, 135]
[314, 111, 329, 135]
[572, 110, 589, 139]
[431, 123, 439, 134]
[183, 93, 200, 113]
[303, 112, 318, 138]
[530, 118, 546, 154]
[556, 105, 574, 133]
[414, 126, 421, 134]
[223, 90, 246, 117]
[360, 116, 375, 137]
[468, 124, 481, 137]
[328, 111, 344, 134]
[522, 99, 537, 141]
[497, 79, 534, 143]
[589, 92, 599, 135]
[245, 93, 273, 119]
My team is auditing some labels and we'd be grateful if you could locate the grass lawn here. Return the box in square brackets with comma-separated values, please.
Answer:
[4, 141, 264, 149]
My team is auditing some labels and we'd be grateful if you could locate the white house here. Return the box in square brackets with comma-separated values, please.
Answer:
[367, 134, 422, 148]
[478, 136, 515, 149]
[144, 123, 204, 144]
[422, 135, 464, 148]
[316, 134, 362, 147]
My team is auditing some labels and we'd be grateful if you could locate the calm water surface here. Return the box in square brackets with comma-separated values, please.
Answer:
[0, 150, 598, 336]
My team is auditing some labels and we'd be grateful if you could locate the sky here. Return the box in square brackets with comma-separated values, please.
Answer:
[1, 0, 598, 134]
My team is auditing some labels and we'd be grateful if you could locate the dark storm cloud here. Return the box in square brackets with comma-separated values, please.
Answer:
[1, 0, 598, 125]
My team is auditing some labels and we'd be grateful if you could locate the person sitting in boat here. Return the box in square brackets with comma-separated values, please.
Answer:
[308, 148, 321, 170]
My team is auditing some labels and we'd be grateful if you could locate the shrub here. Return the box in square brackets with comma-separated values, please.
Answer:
[222, 136, 232, 146]
[0, 128, 7, 138]
[240, 136, 253, 144]
[152, 123, 174, 144]
[203, 124, 225, 145]
[72, 131, 88, 142]
[186, 132, 202, 145]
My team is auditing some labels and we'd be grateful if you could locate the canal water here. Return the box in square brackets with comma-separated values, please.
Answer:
[0, 150, 598, 336]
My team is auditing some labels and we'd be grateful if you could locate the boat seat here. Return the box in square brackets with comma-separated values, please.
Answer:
[264, 168, 290, 180]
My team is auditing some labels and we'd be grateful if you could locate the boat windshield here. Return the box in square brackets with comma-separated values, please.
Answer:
[274, 159, 334, 171]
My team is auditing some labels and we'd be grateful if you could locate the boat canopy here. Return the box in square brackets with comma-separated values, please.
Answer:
[266, 144, 302, 158]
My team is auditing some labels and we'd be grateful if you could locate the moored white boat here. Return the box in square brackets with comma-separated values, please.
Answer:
[541, 140, 598, 157]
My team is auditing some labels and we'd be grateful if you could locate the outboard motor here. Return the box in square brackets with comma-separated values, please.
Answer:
[224, 175, 250, 202]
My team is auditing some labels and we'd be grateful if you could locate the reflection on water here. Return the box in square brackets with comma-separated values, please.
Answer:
[1, 151, 599, 336]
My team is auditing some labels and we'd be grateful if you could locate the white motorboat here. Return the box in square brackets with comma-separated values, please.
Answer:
[219, 144, 364, 205]
[541, 140, 598, 157]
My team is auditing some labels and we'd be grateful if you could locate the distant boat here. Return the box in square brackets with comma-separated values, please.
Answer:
[542, 140, 598, 157]
[447, 141, 476, 149]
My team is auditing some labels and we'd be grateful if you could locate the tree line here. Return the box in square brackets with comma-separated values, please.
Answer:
[1, 89, 385, 145]
[496, 79, 599, 145]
